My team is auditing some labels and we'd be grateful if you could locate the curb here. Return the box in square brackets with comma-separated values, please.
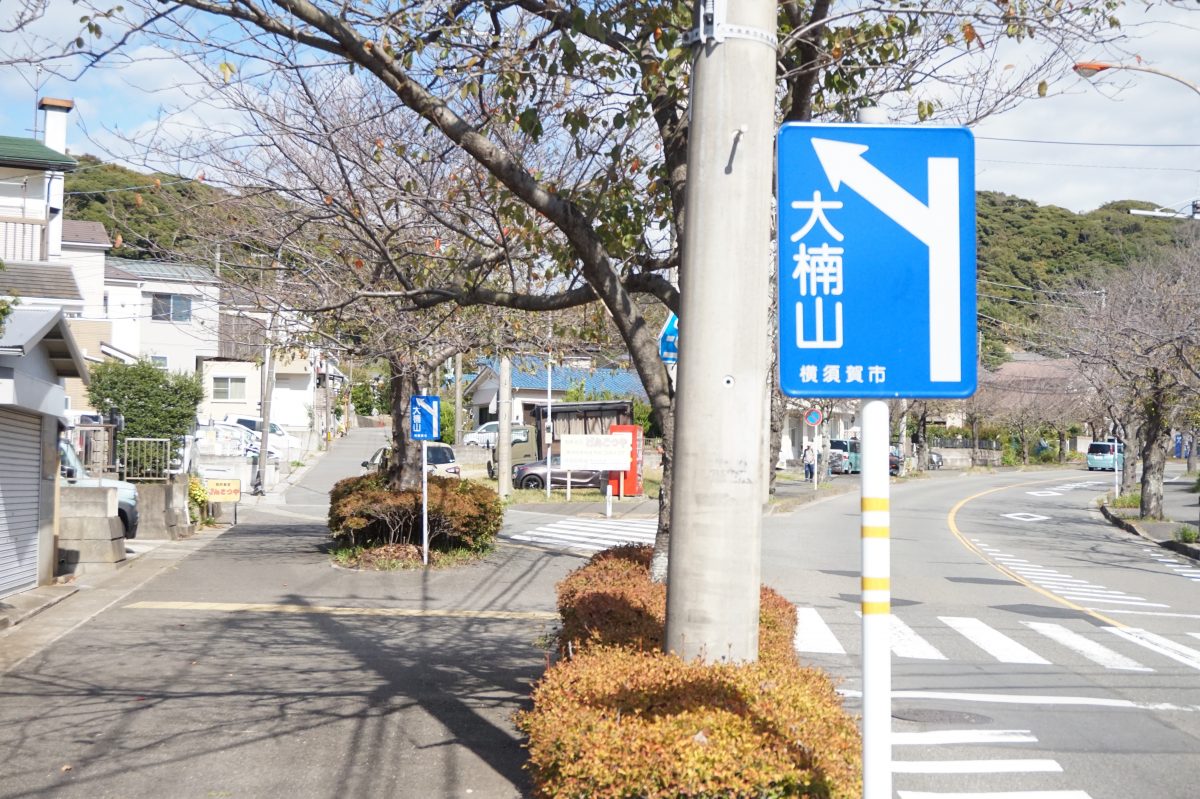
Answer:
[0, 584, 79, 631]
[1099, 503, 1200, 562]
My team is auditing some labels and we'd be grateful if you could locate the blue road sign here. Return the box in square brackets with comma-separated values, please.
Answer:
[410, 395, 440, 440]
[659, 313, 679, 364]
[777, 124, 976, 399]
[804, 407, 823, 426]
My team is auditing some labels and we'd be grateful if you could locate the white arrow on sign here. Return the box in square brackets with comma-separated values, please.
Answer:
[811, 138, 961, 382]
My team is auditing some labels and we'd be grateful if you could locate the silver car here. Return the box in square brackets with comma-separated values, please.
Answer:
[512, 456, 608, 491]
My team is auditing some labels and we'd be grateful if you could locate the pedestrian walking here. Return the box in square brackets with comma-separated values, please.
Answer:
[803, 445, 816, 480]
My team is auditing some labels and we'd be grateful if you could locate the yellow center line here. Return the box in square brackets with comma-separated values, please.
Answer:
[946, 477, 1125, 629]
[123, 601, 557, 621]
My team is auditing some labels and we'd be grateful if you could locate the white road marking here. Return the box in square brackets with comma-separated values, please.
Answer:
[892, 759, 1063, 774]
[1030, 577, 1092, 585]
[897, 787, 1094, 791]
[1022, 621, 1151, 671]
[940, 616, 1050, 664]
[506, 517, 656, 552]
[885, 690, 1200, 712]
[1002, 513, 1050, 522]
[1107, 628, 1200, 671]
[793, 606, 845, 654]
[1062, 595, 1167, 608]
[892, 729, 1037, 746]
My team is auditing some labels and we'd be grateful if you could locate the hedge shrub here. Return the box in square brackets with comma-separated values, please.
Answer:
[522, 544, 862, 798]
[517, 647, 861, 799]
[556, 544, 798, 664]
[327, 473, 503, 552]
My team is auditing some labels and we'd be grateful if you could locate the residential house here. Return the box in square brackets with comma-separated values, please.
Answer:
[464, 356, 648, 430]
[0, 308, 88, 599]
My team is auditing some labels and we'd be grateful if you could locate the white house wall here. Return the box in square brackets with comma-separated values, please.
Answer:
[136, 282, 220, 372]
[271, 372, 316, 429]
[104, 283, 143, 356]
[198, 361, 261, 424]
[60, 245, 107, 317]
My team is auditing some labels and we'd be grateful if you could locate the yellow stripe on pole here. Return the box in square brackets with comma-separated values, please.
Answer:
[862, 525, 890, 538]
[862, 497, 889, 512]
[862, 601, 891, 615]
[862, 577, 890, 591]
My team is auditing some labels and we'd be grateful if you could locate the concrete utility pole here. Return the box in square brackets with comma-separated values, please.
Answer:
[498, 356, 513, 499]
[665, 0, 778, 663]
[454, 354, 463, 444]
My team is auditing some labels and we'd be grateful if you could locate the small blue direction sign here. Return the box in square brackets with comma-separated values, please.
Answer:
[410, 395, 440, 441]
[777, 124, 976, 399]
[659, 313, 679, 364]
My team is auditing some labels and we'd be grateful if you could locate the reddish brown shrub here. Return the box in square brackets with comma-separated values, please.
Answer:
[516, 646, 862, 799]
[328, 475, 502, 551]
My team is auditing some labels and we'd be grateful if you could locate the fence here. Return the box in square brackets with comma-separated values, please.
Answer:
[122, 438, 174, 481]
[929, 437, 1001, 451]
[71, 424, 116, 475]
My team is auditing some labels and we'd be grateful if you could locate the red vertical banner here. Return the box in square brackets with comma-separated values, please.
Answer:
[607, 424, 643, 497]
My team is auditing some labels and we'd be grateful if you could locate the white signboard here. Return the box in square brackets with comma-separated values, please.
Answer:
[560, 433, 633, 471]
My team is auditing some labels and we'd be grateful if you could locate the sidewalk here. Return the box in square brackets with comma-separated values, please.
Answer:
[1101, 469, 1200, 561]
[0, 430, 352, 634]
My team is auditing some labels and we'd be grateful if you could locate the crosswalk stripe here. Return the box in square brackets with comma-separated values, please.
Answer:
[1107, 628, 1200, 671]
[897, 787, 1094, 791]
[852, 611, 946, 660]
[504, 518, 656, 552]
[1060, 595, 1166, 607]
[892, 759, 1063, 774]
[791, 607, 1200, 670]
[794, 607, 845, 654]
[1022, 622, 1151, 672]
[893, 729, 1036, 746]
[939, 617, 1050, 664]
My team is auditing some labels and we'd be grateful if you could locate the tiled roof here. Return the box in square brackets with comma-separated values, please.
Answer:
[0, 136, 77, 171]
[479, 356, 647, 400]
[0, 260, 83, 301]
[0, 307, 88, 379]
[106, 257, 219, 284]
[62, 219, 112, 247]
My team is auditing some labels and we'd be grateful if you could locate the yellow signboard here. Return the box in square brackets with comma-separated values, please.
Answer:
[207, 478, 242, 503]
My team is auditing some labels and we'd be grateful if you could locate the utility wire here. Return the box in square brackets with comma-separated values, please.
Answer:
[976, 135, 1200, 149]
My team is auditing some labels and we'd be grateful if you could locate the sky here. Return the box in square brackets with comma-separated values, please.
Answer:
[1, 2, 1197, 216]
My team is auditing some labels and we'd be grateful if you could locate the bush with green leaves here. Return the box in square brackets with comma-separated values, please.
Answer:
[328, 472, 502, 551]
[87, 359, 204, 449]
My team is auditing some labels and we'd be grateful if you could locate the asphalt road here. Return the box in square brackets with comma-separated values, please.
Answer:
[766, 467, 1200, 799]
[3, 449, 1198, 799]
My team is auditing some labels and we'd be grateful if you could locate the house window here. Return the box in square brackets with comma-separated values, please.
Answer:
[212, 376, 246, 401]
[151, 293, 192, 322]
[150, 356, 168, 370]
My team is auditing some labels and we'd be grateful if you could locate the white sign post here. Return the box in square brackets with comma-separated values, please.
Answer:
[561, 433, 633, 517]
[410, 395, 440, 566]
[778, 124, 976, 799]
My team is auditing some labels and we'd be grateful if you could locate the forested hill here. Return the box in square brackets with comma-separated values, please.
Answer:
[975, 191, 1186, 364]
[64, 155, 224, 261]
[62, 158, 1187, 363]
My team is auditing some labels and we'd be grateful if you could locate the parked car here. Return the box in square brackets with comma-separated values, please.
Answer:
[487, 425, 539, 478]
[203, 421, 281, 460]
[513, 456, 608, 490]
[58, 438, 140, 538]
[829, 439, 861, 474]
[361, 443, 462, 479]
[1086, 441, 1125, 471]
[223, 415, 303, 452]
[462, 421, 499, 448]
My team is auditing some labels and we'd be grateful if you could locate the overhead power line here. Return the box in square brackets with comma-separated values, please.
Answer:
[976, 135, 1200, 149]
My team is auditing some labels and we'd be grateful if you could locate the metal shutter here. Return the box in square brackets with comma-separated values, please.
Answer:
[0, 408, 43, 599]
